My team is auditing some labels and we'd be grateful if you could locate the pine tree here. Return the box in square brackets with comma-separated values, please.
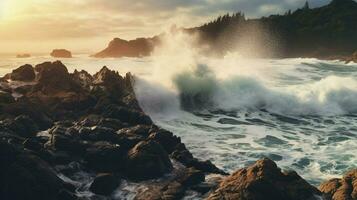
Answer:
[303, 1, 310, 9]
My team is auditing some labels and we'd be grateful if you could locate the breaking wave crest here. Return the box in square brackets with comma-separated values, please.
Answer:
[137, 64, 357, 116]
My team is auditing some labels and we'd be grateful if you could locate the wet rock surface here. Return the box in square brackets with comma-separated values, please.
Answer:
[319, 169, 357, 200]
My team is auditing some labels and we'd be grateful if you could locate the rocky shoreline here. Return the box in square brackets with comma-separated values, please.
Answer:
[0, 61, 356, 200]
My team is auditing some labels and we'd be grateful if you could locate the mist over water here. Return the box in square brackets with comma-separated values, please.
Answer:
[1, 34, 357, 186]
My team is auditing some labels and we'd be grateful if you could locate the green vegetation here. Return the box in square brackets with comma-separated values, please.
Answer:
[192, 0, 357, 58]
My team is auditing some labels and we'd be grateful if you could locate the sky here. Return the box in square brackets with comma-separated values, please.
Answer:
[0, 0, 331, 54]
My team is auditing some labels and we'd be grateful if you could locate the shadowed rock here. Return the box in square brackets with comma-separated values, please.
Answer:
[10, 64, 35, 81]
[126, 140, 172, 180]
[89, 173, 121, 195]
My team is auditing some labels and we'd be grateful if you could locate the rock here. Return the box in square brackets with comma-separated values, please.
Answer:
[319, 169, 357, 200]
[179, 167, 205, 187]
[207, 158, 321, 200]
[16, 53, 31, 58]
[93, 37, 159, 58]
[0, 140, 71, 200]
[10, 64, 36, 81]
[89, 173, 121, 195]
[50, 49, 72, 58]
[84, 141, 125, 172]
[126, 140, 172, 180]
[34, 61, 81, 94]
[102, 105, 152, 125]
[71, 69, 93, 90]
[171, 143, 226, 175]
[7, 115, 39, 138]
[0, 91, 15, 104]
[148, 128, 181, 154]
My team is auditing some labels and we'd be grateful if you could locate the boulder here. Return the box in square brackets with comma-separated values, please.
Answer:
[148, 128, 181, 154]
[10, 64, 35, 81]
[34, 61, 81, 94]
[319, 169, 357, 200]
[0, 140, 73, 200]
[6, 115, 39, 138]
[207, 158, 321, 200]
[84, 141, 125, 172]
[89, 173, 121, 195]
[126, 140, 172, 180]
[50, 49, 72, 58]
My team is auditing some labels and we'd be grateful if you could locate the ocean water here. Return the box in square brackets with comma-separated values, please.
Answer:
[1, 54, 357, 186]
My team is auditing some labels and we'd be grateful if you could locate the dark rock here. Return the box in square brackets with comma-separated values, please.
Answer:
[34, 61, 81, 94]
[57, 190, 78, 200]
[102, 105, 152, 125]
[171, 143, 226, 175]
[71, 69, 93, 90]
[319, 169, 357, 200]
[207, 158, 321, 200]
[0, 140, 69, 200]
[50, 49, 72, 58]
[148, 128, 181, 154]
[84, 141, 125, 172]
[126, 140, 172, 180]
[179, 167, 205, 187]
[0, 91, 15, 104]
[7, 115, 39, 138]
[23, 137, 44, 151]
[79, 126, 121, 144]
[10, 64, 35, 81]
[89, 173, 121, 195]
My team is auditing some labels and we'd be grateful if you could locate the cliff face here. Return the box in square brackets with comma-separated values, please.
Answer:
[94, 0, 357, 60]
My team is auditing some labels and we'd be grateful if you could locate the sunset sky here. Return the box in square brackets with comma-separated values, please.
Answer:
[0, 0, 330, 54]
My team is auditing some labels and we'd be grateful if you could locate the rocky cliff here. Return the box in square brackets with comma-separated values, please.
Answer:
[0, 62, 355, 200]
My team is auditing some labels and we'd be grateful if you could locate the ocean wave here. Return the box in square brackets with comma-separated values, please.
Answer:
[137, 64, 357, 116]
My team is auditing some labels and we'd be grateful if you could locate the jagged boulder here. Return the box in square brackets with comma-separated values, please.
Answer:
[34, 61, 80, 94]
[10, 64, 35, 81]
[207, 158, 321, 200]
[126, 140, 172, 180]
[319, 169, 357, 200]
[50, 49, 72, 58]
[71, 69, 93, 90]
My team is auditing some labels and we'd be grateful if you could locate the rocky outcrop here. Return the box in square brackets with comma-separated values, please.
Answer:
[50, 49, 72, 58]
[10, 64, 35, 81]
[93, 37, 160, 58]
[0, 61, 224, 199]
[345, 52, 357, 64]
[319, 169, 357, 200]
[16, 54, 31, 58]
[207, 158, 321, 200]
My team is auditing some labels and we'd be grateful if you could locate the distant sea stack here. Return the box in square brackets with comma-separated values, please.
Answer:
[16, 53, 31, 58]
[50, 49, 72, 58]
[93, 37, 159, 58]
